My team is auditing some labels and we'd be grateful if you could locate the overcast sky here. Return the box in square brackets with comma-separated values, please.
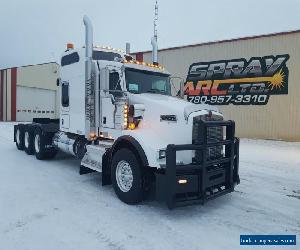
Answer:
[0, 0, 299, 69]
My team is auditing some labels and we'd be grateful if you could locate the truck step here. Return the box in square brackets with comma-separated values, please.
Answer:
[80, 144, 110, 173]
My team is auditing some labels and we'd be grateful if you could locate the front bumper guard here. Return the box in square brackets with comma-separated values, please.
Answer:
[155, 120, 240, 209]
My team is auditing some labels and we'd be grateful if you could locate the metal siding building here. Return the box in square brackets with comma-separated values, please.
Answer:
[133, 31, 300, 141]
[0, 62, 59, 122]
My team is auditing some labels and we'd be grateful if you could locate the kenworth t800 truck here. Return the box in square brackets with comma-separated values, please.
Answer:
[14, 16, 239, 209]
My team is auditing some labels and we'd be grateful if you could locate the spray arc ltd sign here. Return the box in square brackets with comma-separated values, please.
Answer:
[184, 54, 289, 105]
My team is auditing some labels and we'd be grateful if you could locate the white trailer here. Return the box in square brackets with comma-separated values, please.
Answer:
[14, 16, 240, 208]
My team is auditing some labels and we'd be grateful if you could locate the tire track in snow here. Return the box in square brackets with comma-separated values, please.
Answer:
[2, 207, 60, 235]
[3, 213, 47, 234]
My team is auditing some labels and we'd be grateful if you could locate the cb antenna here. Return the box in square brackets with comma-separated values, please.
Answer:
[154, 0, 158, 41]
[151, 0, 159, 65]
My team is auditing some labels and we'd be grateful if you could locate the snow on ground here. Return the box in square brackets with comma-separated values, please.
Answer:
[0, 122, 299, 250]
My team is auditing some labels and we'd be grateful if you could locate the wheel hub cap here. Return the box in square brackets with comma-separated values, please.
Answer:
[116, 160, 133, 192]
[34, 134, 40, 153]
[24, 132, 29, 148]
[16, 130, 20, 145]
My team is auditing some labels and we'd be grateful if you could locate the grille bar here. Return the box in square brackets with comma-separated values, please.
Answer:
[193, 114, 224, 162]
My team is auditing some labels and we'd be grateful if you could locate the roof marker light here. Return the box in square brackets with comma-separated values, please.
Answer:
[67, 43, 74, 49]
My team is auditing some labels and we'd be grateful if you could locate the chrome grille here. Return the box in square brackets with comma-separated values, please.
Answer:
[207, 125, 223, 159]
[192, 114, 224, 162]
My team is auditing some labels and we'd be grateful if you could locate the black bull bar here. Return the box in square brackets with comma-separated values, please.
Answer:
[155, 120, 240, 209]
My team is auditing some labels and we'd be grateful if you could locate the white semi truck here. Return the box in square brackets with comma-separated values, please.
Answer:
[14, 16, 240, 209]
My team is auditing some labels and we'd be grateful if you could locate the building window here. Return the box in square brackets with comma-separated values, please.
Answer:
[61, 52, 80, 66]
[61, 82, 69, 107]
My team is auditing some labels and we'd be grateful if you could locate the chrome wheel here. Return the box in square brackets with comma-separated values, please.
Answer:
[116, 160, 133, 192]
[34, 134, 40, 153]
[24, 132, 29, 148]
[16, 129, 20, 145]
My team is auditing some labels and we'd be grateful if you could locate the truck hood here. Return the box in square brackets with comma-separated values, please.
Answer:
[128, 93, 219, 120]
[125, 93, 222, 167]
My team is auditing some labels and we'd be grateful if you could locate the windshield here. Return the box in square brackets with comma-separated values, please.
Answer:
[125, 68, 171, 95]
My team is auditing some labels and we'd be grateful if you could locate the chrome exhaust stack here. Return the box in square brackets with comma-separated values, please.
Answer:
[83, 15, 93, 64]
[83, 15, 95, 139]
[151, 37, 158, 65]
[126, 42, 131, 54]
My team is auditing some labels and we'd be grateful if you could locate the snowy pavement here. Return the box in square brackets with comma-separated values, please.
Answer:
[0, 122, 299, 250]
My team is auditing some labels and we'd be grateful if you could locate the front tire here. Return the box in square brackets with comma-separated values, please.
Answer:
[111, 149, 144, 204]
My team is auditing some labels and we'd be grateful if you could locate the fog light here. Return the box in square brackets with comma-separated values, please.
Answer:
[159, 149, 166, 159]
[178, 179, 187, 184]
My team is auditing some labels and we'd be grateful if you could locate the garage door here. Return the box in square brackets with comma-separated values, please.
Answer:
[16, 86, 57, 121]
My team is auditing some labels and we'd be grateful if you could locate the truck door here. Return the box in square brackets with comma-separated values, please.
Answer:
[101, 71, 122, 129]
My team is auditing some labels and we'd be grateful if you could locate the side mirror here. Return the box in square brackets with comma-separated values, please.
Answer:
[169, 76, 184, 98]
[100, 67, 110, 91]
[179, 80, 185, 98]
[129, 104, 145, 118]
[56, 78, 61, 86]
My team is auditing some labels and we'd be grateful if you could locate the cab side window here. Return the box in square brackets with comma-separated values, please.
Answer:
[109, 72, 122, 97]
[61, 52, 79, 66]
[61, 82, 69, 107]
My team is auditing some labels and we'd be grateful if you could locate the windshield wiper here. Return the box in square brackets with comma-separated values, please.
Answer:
[146, 89, 165, 94]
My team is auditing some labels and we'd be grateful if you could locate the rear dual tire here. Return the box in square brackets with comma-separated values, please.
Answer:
[33, 128, 57, 160]
[24, 129, 35, 155]
[15, 126, 25, 150]
[15, 125, 57, 160]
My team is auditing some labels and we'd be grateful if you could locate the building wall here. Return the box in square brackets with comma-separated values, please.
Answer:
[0, 62, 59, 121]
[0, 68, 17, 122]
[16, 86, 57, 121]
[17, 63, 59, 90]
[134, 31, 300, 141]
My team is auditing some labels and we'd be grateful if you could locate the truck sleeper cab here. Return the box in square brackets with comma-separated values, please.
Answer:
[13, 16, 239, 209]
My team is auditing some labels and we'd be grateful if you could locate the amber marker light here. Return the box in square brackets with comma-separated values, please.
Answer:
[123, 104, 129, 128]
[128, 123, 136, 130]
[89, 132, 97, 140]
[67, 43, 74, 49]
